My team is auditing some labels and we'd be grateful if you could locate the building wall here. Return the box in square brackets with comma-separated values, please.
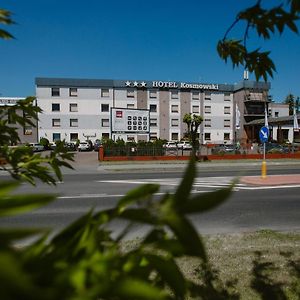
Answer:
[35, 78, 270, 144]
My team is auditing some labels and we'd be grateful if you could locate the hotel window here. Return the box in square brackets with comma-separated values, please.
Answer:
[192, 105, 199, 113]
[171, 91, 179, 99]
[52, 103, 60, 111]
[224, 119, 231, 128]
[171, 104, 179, 113]
[102, 119, 109, 127]
[51, 87, 60, 97]
[171, 132, 179, 140]
[52, 118, 60, 127]
[150, 132, 158, 140]
[69, 103, 78, 112]
[127, 89, 135, 98]
[204, 92, 211, 100]
[24, 125, 32, 135]
[171, 118, 179, 127]
[69, 88, 78, 97]
[224, 106, 231, 114]
[53, 133, 61, 141]
[224, 92, 231, 101]
[204, 105, 211, 114]
[204, 118, 211, 127]
[204, 133, 211, 141]
[149, 90, 157, 99]
[224, 133, 230, 141]
[127, 136, 135, 142]
[101, 104, 109, 112]
[70, 133, 78, 141]
[150, 118, 157, 127]
[102, 133, 109, 139]
[101, 88, 109, 97]
[70, 119, 78, 127]
[192, 92, 200, 100]
[149, 104, 157, 112]
[127, 103, 135, 109]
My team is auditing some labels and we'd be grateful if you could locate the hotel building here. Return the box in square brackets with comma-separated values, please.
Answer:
[35, 77, 271, 145]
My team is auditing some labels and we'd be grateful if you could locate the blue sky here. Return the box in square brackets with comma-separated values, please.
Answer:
[1, 0, 299, 102]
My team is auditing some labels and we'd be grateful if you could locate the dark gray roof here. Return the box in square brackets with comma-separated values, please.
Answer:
[246, 115, 299, 126]
[35, 77, 114, 88]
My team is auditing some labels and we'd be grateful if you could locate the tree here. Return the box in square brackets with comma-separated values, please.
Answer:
[284, 94, 295, 115]
[183, 113, 203, 156]
[217, 0, 300, 82]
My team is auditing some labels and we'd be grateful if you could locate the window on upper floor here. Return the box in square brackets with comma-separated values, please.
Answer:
[171, 91, 179, 99]
[69, 88, 78, 97]
[52, 103, 60, 112]
[52, 118, 60, 127]
[69, 103, 78, 112]
[101, 89, 109, 97]
[204, 118, 211, 127]
[171, 118, 179, 127]
[224, 119, 231, 128]
[192, 92, 200, 100]
[127, 89, 135, 98]
[102, 119, 109, 127]
[127, 103, 135, 109]
[150, 118, 157, 127]
[224, 106, 231, 114]
[149, 90, 157, 99]
[149, 104, 157, 112]
[204, 92, 211, 100]
[101, 104, 109, 112]
[171, 104, 179, 113]
[70, 119, 78, 127]
[51, 88, 60, 97]
[204, 105, 211, 114]
[192, 105, 199, 113]
[224, 92, 231, 101]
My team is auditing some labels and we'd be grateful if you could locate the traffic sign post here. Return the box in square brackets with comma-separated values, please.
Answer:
[259, 126, 269, 179]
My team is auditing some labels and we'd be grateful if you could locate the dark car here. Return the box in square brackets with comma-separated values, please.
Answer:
[258, 143, 288, 154]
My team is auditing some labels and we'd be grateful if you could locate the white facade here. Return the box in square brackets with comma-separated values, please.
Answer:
[35, 78, 270, 144]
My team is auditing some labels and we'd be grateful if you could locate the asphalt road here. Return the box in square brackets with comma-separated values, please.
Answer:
[1, 163, 300, 238]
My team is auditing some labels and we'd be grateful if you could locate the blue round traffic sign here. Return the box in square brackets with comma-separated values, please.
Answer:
[259, 126, 269, 143]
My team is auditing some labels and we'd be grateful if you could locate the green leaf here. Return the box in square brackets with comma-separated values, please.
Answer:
[181, 185, 233, 214]
[145, 254, 186, 298]
[118, 184, 159, 211]
[174, 157, 196, 207]
[0, 180, 19, 197]
[0, 193, 56, 217]
[0, 228, 45, 248]
[119, 208, 158, 225]
[164, 212, 207, 260]
[114, 277, 168, 300]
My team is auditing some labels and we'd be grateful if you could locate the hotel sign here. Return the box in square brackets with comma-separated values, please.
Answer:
[125, 80, 219, 90]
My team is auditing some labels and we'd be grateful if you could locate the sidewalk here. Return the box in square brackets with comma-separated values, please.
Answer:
[240, 174, 300, 186]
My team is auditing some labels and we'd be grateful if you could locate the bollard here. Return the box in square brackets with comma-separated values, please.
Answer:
[261, 160, 267, 179]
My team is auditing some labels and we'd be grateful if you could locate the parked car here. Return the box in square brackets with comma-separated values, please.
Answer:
[258, 143, 288, 154]
[163, 141, 178, 149]
[212, 144, 238, 154]
[29, 143, 44, 152]
[177, 141, 192, 150]
[77, 141, 91, 152]
[65, 142, 76, 151]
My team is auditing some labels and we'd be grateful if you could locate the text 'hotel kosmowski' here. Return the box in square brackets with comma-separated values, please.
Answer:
[35, 77, 270, 144]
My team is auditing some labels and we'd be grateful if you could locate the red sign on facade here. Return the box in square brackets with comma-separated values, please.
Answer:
[116, 111, 123, 118]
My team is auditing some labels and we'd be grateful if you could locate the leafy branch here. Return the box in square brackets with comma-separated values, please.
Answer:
[217, 0, 299, 81]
